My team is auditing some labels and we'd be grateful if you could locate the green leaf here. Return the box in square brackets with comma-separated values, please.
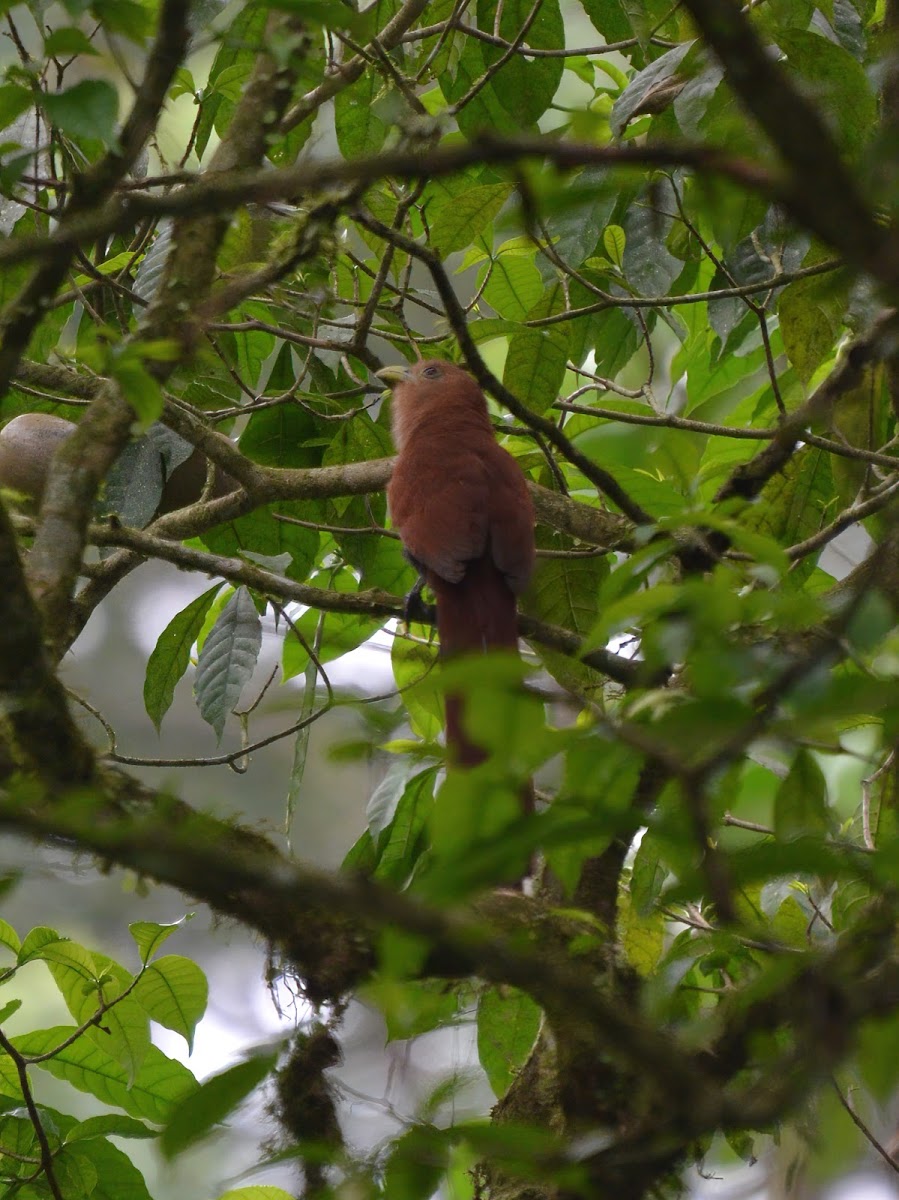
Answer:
[194, 585, 263, 738]
[0, 919, 20, 956]
[591, 305, 641, 377]
[194, 5, 268, 159]
[744, 446, 833, 586]
[429, 184, 514, 258]
[774, 750, 832, 841]
[581, 0, 634, 44]
[42, 943, 151, 1084]
[239, 404, 321, 468]
[622, 183, 683, 294]
[372, 977, 462, 1043]
[18, 926, 62, 964]
[602, 224, 626, 268]
[342, 829, 377, 873]
[144, 585, 222, 731]
[618, 885, 666, 976]
[52, 1146, 98, 1198]
[439, 28, 517, 137]
[374, 768, 437, 885]
[202, 496, 317, 583]
[72, 250, 136, 286]
[133, 955, 208, 1053]
[110, 357, 165, 428]
[335, 69, 387, 158]
[76, 1133, 155, 1200]
[0, 1000, 21, 1023]
[42, 80, 119, 144]
[281, 567, 384, 679]
[91, 0, 155, 41]
[523, 546, 609, 693]
[503, 283, 569, 413]
[384, 1124, 449, 1200]
[129, 917, 191, 965]
[483, 253, 543, 321]
[44, 26, 99, 56]
[5, 1028, 196, 1122]
[169, 66, 196, 101]
[778, 30, 876, 155]
[778, 269, 847, 386]
[0, 84, 32, 133]
[0, 1113, 36, 1161]
[473, 0, 564, 126]
[391, 635, 442, 741]
[161, 1051, 278, 1159]
[216, 1189, 298, 1200]
[65, 1114, 157, 1142]
[857, 1012, 899, 1102]
[477, 986, 541, 1098]
[630, 831, 668, 916]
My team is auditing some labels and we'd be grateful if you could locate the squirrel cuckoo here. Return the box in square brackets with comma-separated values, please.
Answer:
[377, 360, 536, 775]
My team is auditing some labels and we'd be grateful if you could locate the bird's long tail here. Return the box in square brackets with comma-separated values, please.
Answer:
[432, 559, 533, 816]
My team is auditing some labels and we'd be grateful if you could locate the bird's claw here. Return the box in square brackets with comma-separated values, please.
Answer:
[404, 576, 435, 626]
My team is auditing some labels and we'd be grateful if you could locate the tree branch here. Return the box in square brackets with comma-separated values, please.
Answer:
[0, 138, 777, 276]
[76, 521, 640, 686]
[0, 497, 93, 785]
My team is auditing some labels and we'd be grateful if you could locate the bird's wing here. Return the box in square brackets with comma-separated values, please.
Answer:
[389, 453, 490, 585]
[487, 445, 536, 594]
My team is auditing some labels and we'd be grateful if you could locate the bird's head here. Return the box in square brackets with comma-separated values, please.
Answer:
[376, 359, 488, 406]
[376, 358, 452, 390]
[376, 360, 491, 448]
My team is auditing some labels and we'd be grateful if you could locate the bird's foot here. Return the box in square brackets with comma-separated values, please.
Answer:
[404, 576, 435, 626]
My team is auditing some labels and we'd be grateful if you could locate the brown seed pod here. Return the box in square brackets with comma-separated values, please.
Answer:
[0, 413, 75, 501]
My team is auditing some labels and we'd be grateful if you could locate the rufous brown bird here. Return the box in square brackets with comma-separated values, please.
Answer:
[377, 359, 536, 776]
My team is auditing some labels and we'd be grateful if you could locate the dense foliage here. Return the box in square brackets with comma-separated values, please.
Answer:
[3, 0, 899, 1196]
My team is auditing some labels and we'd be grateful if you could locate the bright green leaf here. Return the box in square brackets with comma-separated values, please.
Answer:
[161, 1051, 277, 1159]
[42, 80, 119, 144]
[144, 585, 222, 730]
[477, 987, 541, 1099]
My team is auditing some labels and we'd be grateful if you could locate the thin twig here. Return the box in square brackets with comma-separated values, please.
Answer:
[830, 1078, 899, 1174]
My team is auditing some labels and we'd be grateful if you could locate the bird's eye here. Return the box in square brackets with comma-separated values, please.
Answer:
[421, 364, 441, 379]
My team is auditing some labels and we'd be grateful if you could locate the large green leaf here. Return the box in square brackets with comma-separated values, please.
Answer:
[129, 917, 191, 965]
[503, 283, 569, 413]
[144, 585, 222, 731]
[477, 986, 542, 1098]
[133, 955, 208, 1053]
[429, 184, 514, 259]
[474, 0, 564, 127]
[774, 750, 832, 841]
[778, 30, 876, 155]
[374, 768, 437, 885]
[0, 84, 33, 134]
[335, 70, 388, 158]
[76, 1133, 155, 1200]
[42, 80, 119, 144]
[483, 253, 543, 321]
[3, 1028, 196, 1122]
[778, 269, 847, 386]
[194, 4, 268, 159]
[161, 1051, 278, 1158]
[194, 586, 263, 738]
[42, 942, 151, 1084]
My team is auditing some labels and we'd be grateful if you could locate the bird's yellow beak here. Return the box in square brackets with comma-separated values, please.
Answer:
[374, 365, 410, 388]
